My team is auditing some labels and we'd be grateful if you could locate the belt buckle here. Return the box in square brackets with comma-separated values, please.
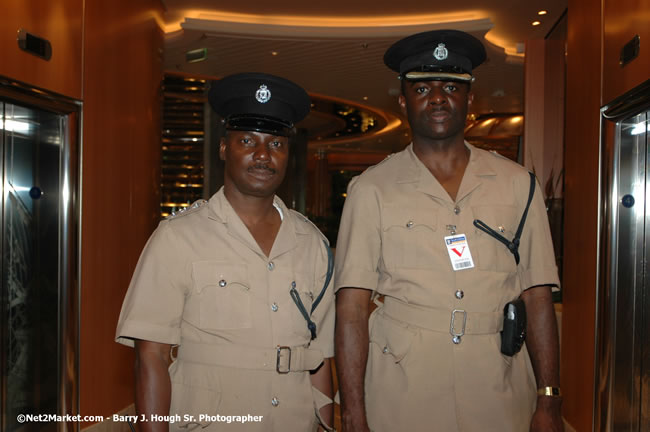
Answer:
[276, 346, 292, 374]
[450, 309, 467, 337]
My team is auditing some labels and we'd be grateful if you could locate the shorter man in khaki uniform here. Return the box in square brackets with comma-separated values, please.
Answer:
[116, 73, 335, 432]
[335, 30, 563, 431]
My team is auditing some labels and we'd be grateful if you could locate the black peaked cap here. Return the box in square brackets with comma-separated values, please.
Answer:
[384, 30, 487, 82]
[208, 73, 310, 136]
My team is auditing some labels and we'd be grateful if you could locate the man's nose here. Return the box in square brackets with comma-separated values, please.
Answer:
[253, 144, 270, 161]
[429, 87, 446, 105]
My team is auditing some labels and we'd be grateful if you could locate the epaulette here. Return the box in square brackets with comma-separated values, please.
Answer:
[166, 199, 207, 219]
[361, 152, 396, 175]
[489, 150, 511, 161]
[289, 209, 329, 245]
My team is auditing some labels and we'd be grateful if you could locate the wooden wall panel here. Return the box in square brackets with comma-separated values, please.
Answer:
[602, 0, 650, 104]
[523, 39, 565, 199]
[0, 0, 83, 99]
[80, 0, 164, 421]
[562, 0, 602, 429]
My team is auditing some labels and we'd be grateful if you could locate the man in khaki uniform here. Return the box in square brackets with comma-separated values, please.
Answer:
[335, 30, 563, 431]
[116, 73, 335, 432]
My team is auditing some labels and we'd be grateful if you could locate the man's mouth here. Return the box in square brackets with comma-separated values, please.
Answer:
[248, 164, 276, 176]
[430, 109, 451, 121]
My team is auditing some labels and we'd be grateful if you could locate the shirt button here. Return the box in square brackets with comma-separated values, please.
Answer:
[271, 303, 279, 312]
[452, 336, 462, 344]
[406, 220, 414, 228]
[267, 261, 275, 271]
[382, 346, 390, 354]
[271, 397, 279, 407]
[218, 279, 227, 287]
[498, 226, 505, 233]
[453, 206, 461, 215]
[455, 290, 464, 299]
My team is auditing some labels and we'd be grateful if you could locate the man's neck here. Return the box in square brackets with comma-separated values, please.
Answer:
[224, 185, 276, 224]
[223, 184, 282, 257]
[412, 135, 470, 201]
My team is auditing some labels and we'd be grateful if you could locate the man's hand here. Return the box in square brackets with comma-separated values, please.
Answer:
[341, 416, 372, 432]
[530, 396, 563, 432]
[310, 358, 335, 431]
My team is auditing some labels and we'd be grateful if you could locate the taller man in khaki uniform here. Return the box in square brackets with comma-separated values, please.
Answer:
[116, 73, 335, 432]
[335, 30, 563, 431]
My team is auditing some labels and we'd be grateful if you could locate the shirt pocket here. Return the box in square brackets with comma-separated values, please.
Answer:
[471, 205, 518, 273]
[380, 206, 438, 269]
[369, 311, 417, 364]
[191, 261, 252, 330]
[169, 361, 221, 430]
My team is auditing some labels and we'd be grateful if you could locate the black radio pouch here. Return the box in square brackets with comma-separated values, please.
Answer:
[500, 298, 527, 356]
[473, 171, 536, 356]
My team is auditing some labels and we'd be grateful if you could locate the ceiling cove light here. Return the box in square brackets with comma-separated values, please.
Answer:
[170, 11, 492, 38]
[532, 21, 541, 26]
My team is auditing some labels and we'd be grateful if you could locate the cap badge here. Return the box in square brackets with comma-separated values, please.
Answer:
[255, 84, 271, 103]
[433, 43, 448, 61]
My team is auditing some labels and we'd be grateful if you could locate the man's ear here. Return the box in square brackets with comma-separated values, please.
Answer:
[398, 94, 407, 116]
[219, 138, 226, 161]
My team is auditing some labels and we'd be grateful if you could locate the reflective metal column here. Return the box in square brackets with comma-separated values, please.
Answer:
[0, 79, 80, 432]
[596, 80, 650, 432]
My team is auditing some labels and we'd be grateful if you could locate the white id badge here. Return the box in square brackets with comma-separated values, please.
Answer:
[444, 234, 475, 271]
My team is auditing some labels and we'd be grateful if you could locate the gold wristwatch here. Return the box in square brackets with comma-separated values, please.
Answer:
[537, 386, 562, 397]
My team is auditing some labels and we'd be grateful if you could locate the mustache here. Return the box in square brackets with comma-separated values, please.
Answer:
[248, 164, 276, 174]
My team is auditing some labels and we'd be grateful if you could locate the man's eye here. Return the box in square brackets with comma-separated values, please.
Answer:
[270, 141, 283, 148]
[415, 86, 429, 94]
[444, 84, 458, 92]
[240, 138, 253, 145]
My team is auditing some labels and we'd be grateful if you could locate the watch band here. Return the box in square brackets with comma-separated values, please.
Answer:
[537, 386, 562, 397]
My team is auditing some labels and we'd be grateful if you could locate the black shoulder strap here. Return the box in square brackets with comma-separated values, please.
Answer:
[290, 239, 334, 340]
[311, 240, 334, 314]
[472, 172, 536, 265]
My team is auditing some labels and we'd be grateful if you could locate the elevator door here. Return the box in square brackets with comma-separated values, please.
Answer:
[597, 104, 650, 432]
[0, 101, 64, 431]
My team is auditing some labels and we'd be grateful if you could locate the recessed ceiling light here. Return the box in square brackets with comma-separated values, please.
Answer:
[271, 51, 278, 56]
[186, 48, 207, 63]
[362, 96, 368, 100]
[538, 10, 548, 15]
[532, 21, 541, 26]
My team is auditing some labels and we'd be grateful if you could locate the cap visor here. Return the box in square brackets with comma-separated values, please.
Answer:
[404, 71, 474, 82]
[225, 115, 293, 137]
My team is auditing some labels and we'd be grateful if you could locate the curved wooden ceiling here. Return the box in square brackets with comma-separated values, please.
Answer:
[161, 0, 567, 152]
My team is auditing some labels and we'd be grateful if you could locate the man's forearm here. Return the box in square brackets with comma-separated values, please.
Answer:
[134, 340, 172, 432]
[521, 285, 563, 431]
[521, 285, 560, 387]
[335, 288, 372, 430]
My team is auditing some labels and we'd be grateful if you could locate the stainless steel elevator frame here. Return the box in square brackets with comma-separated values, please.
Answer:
[0, 76, 81, 432]
[595, 79, 650, 432]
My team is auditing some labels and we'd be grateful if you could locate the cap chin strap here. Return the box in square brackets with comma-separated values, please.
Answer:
[404, 71, 475, 83]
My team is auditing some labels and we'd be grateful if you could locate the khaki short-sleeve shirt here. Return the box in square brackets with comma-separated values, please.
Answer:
[116, 188, 334, 431]
[335, 143, 559, 432]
